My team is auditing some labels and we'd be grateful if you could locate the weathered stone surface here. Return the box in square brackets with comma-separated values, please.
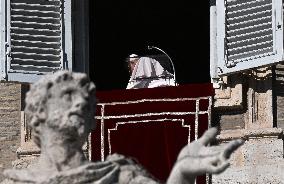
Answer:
[12, 156, 39, 169]
[213, 130, 284, 183]
[216, 128, 283, 141]
[212, 67, 284, 184]
[216, 126, 283, 183]
[214, 74, 244, 109]
[0, 83, 22, 182]
[275, 63, 284, 129]
[219, 114, 245, 130]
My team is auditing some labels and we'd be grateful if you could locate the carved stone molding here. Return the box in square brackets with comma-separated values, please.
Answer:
[216, 128, 283, 142]
[214, 74, 244, 109]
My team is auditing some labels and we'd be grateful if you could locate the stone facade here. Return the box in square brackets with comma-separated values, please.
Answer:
[275, 64, 284, 129]
[0, 83, 27, 182]
[213, 128, 284, 183]
[212, 65, 284, 183]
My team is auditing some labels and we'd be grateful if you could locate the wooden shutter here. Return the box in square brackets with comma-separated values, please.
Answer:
[0, 0, 73, 83]
[216, 0, 283, 75]
[0, 0, 6, 80]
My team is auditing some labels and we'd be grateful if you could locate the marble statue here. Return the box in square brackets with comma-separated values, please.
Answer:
[1, 71, 244, 184]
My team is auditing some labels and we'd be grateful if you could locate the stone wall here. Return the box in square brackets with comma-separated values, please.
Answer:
[213, 128, 284, 184]
[0, 83, 25, 182]
[212, 67, 284, 183]
[275, 63, 284, 129]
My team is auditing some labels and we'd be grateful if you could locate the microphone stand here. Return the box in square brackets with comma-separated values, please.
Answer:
[147, 46, 177, 86]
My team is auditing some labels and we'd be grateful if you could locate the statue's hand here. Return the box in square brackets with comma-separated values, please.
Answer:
[167, 128, 244, 184]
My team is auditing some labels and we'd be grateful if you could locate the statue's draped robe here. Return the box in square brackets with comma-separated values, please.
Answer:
[2, 154, 160, 184]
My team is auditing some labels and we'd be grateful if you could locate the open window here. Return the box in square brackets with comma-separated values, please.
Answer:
[211, 0, 283, 78]
[0, 0, 89, 83]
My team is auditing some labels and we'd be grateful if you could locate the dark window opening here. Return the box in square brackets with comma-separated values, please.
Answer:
[89, 1, 210, 90]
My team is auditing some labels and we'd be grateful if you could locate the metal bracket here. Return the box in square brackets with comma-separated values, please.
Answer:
[5, 42, 11, 57]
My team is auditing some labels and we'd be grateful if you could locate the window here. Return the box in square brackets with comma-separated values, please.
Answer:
[211, 0, 283, 77]
[91, 1, 210, 90]
[0, 0, 89, 83]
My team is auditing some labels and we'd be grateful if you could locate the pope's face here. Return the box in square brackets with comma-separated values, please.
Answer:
[128, 59, 139, 74]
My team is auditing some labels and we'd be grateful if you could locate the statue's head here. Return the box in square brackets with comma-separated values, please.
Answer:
[25, 71, 96, 147]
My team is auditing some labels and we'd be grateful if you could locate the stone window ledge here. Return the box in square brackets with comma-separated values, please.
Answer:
[217, 128, 283, 142]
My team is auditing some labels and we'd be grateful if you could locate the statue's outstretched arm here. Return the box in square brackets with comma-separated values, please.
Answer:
[167, 128, 244, 184]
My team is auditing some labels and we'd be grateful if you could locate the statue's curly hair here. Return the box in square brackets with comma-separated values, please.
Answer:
[25, 70, 96, 146]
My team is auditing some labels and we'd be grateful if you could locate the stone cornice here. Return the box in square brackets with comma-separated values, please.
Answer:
[217, 128, 283, 142]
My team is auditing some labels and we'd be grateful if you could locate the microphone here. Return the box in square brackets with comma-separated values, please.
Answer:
[147, 46, 177, 86]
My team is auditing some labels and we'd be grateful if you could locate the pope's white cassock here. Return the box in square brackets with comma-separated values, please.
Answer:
[126, 57, 176, 89]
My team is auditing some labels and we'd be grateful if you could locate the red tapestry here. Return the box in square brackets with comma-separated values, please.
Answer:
[91, 84, 214, 183]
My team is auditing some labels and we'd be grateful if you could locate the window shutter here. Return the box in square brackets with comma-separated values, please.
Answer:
[2, 0, 72, 83]
[0, 0, 6, 80]
[216, 0, 283, 75]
